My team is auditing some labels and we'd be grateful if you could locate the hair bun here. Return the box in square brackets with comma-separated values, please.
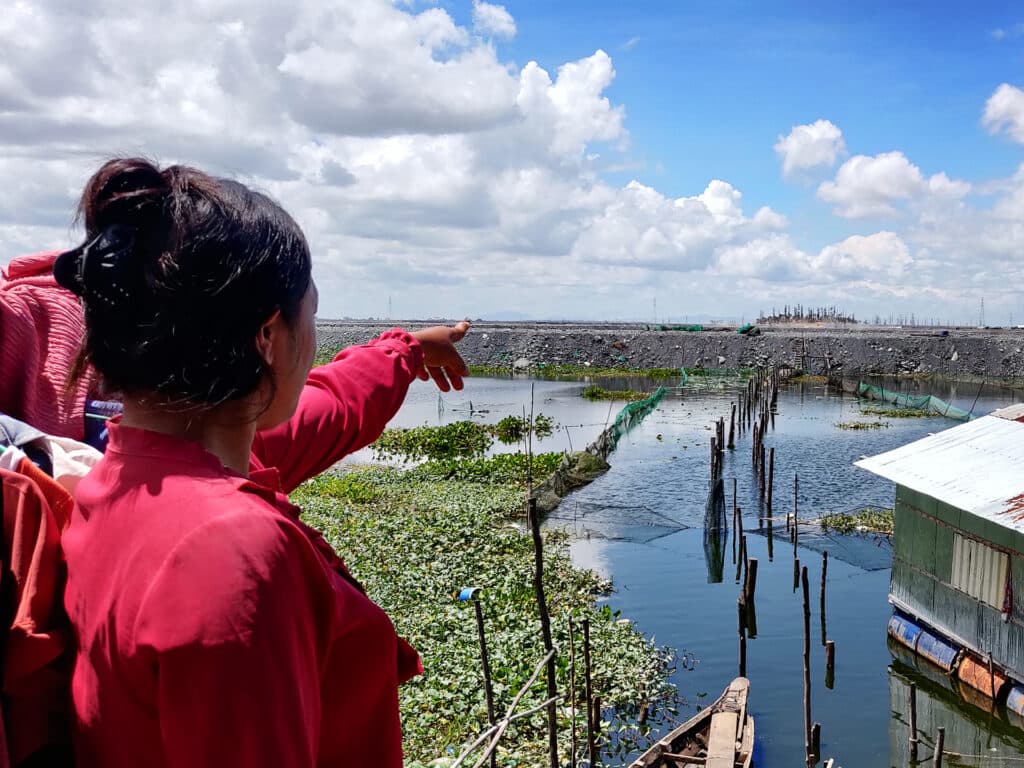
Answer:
[79, 158, 171, 236]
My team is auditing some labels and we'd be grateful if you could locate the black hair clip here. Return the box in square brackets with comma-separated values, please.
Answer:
[53, 225, 136, 307]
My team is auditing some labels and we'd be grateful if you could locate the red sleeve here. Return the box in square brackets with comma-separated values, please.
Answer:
[0, 252, 92, 439]
[135, 511, 329, 768]
[251, 329, 424, 493]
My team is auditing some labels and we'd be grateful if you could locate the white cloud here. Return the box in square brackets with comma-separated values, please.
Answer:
[813, 232, 911, 278]
[774, 119, 846, 178]
[817, 151, 969, 218]
[472, 0, 516, 39]
[0, 0, 1020, 322]
[983, 83, 1024, 143]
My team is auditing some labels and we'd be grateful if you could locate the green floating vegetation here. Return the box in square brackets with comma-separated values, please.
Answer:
[294, 466, 678, 766]
[860, 407, 931, 418]
[790, 374, 829, 384]
[818, 508, 894, 535]
[580, 385, 648, 401]
[835, 420, 889, 430]
[373, 416, 556, 463]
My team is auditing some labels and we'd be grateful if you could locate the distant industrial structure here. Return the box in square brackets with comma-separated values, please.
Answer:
[756, 306, 857, 325]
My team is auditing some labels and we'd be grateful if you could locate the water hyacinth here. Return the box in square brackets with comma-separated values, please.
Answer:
[293, 460, 679, 766]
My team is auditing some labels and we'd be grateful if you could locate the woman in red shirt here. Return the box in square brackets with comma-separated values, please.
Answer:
[58, 158, 469, 767]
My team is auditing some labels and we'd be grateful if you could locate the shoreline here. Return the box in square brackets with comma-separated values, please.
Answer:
[318, 321, 1024, 383]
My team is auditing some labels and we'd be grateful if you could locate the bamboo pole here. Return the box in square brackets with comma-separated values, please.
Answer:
[933, 727, 945, 768]
[745, 558, 758, 603]
[728, 403, 736, 449]
[793, 473, 799, 553]
[472, 598, 498, 768]
[737, 597, 747, 677]
[569, 618, 577, 768]
[825, 640, 835, 690]
[819, 548, 827, 647]
[767, 447, 775, 520]
[583, 619, 595, 767]
[802, 566, 812, 762]
[528, 499, 559, 768]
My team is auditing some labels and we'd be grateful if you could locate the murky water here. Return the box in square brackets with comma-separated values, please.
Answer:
[376, 374, 1024, 766]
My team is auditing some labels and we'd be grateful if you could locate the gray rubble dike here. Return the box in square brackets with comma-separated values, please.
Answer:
[317, 321, 1024, 380]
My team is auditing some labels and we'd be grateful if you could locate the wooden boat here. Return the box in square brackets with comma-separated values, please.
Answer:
[629, 677, 753, 768]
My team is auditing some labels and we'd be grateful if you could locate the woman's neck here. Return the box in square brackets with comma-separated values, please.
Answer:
[120, 398, 258, 476]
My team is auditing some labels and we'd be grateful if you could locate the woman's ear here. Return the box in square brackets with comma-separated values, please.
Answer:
[255, 309, 284, 367]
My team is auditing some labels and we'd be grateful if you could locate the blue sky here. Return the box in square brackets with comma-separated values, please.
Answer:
[501, 1, 1023, 241]
[4, 0, 1024, 322]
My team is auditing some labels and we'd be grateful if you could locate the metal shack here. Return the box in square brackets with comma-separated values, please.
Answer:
[857, 404, 1024, 707]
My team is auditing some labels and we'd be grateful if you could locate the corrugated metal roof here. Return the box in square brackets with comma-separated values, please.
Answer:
[855, 414, 1024, 533]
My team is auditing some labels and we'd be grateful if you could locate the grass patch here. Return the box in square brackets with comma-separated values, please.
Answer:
[580, 385, 649, 401]
[860, 407, 931, 418]
[818, 508, 894, 535]
[835, 420, 889, 430]
[294, 467, 679, 766]
[373, 416, 556, 463]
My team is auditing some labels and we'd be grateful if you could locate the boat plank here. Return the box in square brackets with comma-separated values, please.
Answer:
[705, 711, 739, 768]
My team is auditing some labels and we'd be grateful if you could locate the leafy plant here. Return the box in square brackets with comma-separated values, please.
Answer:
[580, 386, 648, 401]
[860, 407, 930, 418]
[294, 466, 679, 766]
[835, 420, 889, 430]
[819, 508, 894, 534]
[491, 414, 555, 444]
[406, 452, 564, 485]
[373, 421, 494, 462]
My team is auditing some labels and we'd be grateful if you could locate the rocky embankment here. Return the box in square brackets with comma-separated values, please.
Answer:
[317, 321, 1024, 381]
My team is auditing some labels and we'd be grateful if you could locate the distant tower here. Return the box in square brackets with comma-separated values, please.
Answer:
[980, 297, 985, 328]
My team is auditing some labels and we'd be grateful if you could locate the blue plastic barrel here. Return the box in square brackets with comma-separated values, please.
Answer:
[887, 613, 923, 653]
[916, 629, 960, 673]
[1006, 684, 1024, 717]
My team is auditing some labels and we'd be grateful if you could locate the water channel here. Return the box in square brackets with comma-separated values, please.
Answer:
[362, 374, 1024, 766]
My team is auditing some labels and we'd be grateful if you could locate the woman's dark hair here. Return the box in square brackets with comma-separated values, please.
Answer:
[54, 158, 312, 406]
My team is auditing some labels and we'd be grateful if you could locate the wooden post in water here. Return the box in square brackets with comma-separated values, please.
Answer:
[737, 597, 747, 677]
[583, 619, 595, 768]
[759, 445, 766, 498]
[745, 558, 758, 603]
[728, 403, 736, 449]
[933, 727, 945, 768]
[592, 695, 602, 765]
[767, 447, 775, 520]
[793, 473, 799, 552]
[793, 557, 801, 592]
[802, 566, 812, 763]
[820, 551, 828, 645]
[908, 682, 918, 762]
[528, 499, 559, 768]
[710, 437, 717, 482]
[732, 479, 738, 564]
[810, 723, 821, 760]
[825, 640, 835, 690]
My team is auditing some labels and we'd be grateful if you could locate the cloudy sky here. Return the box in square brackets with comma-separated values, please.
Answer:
[3, 1, 1024, 323]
